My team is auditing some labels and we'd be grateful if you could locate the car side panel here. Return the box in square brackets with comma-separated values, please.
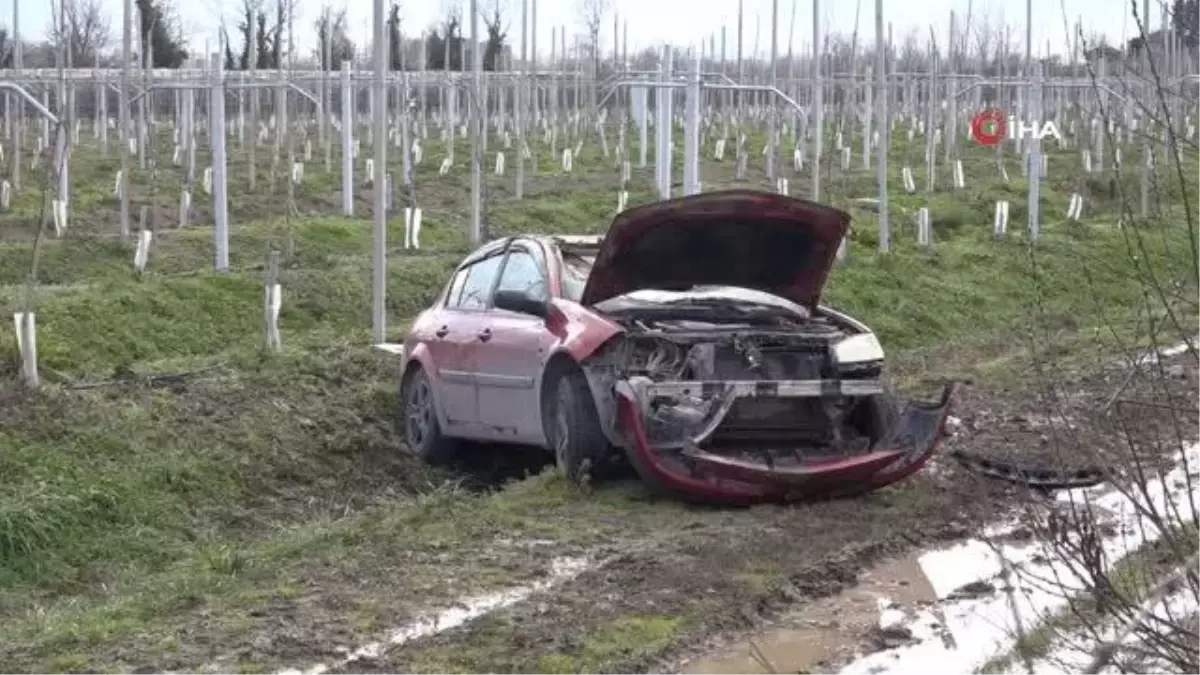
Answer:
[403, 238, 626, 450]
[465, 301, 625, 449]
[507, 302, 627, 450]
[406, 309, 482, 433]
[545, 299, 624, 361]
[474, 311, 556, 444]
[439, 314, 485, 429]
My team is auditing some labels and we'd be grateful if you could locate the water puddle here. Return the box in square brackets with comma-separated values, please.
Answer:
[1135, 335, 1198, 365]
[1014, 582, 1198, 674]
[835, 441, 1198, 674]
[679, 555, 937, 674]
[681, 438, 1199, 675]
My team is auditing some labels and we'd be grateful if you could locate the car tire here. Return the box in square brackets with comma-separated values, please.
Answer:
[400, 366, 458, 465]
[870, 371, 902, 437]
[865, 386, 900, 444]
[841, 367, 899, 446]
[546, 367, 609, 483]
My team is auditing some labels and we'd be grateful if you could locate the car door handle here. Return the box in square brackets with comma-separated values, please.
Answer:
[476, 328, 492, 342]
[435, 326, 450, 338]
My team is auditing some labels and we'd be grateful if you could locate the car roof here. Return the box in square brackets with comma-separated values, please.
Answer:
[542, 234, 603, 257]
[460, 234, 603, 266]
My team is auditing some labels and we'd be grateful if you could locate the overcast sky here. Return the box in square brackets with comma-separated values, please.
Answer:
[5, 0, 1169, 60]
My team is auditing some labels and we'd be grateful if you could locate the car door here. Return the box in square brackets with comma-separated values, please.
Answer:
[436, 252, 506, 431]
[418, 265, 470, 426]
[474, 243, 556, 444]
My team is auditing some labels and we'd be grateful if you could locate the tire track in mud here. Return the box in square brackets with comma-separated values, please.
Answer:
[338, 341, 1197, 674]
[320, 475, 989, 674]
[275, 556, 602, 675]
[176, 456, 980, 674]
[273, 389, 987, 669]
[141, 340, 1200, 674]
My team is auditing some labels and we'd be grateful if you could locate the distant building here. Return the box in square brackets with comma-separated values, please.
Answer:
[1127, 29, 1174, 56]
[1083, 43, 1124, 64]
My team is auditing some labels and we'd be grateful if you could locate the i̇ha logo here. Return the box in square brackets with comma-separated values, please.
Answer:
[970, 108, 1062, 145]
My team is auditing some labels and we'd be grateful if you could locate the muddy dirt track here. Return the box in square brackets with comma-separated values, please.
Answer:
[8, 344, 1197, 674]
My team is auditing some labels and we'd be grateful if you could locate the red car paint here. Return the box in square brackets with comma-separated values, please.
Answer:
[403, 236, 624, 447]
[544, 298, 623, 362]
[402, 193, 953, 504]
[615, 382, 955, 504]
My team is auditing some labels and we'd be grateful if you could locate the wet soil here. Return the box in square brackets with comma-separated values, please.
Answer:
[672, 348, 1200, 675]
[677, 554, 937, 674]
[6, 345, 1195, 674]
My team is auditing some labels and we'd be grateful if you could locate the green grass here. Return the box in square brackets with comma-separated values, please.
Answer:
[0, 121, 1196, 671]
[2, 210, 1188, 377]
[0, 343, 442, 596]
[537, 615, 686, 673]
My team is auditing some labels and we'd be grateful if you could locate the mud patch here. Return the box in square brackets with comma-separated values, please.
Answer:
[351, 475, 986, 674]
[142, 540, 605, 675]
[4, 340, 1194, 674]
[449, 441, 556, 492]
[663, 345, 1198, 675]
[677, 554, 938, 674]
[277, 556, 597, 675]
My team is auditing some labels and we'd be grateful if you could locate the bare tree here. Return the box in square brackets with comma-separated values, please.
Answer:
[269, 0, 290, 68]
[826, 34, 856, 73]
[969, 8, 998, 71]
[47, 0, 111, 65]
[135, 0, 188, 67]
[314, 4, 355, 70]
[1081, 30, 1123, 64]
[0, 26, 14, 68]
[577, 0, 607, 111]
[426, 5, 463, 71]
[627, 45, 658, 70]
[577, 0, 606, 42]
[895, 27, 923, 72]
[482, 6, 508, 70]
[224, 0, 260, 70]
[222, 0, 292, 70]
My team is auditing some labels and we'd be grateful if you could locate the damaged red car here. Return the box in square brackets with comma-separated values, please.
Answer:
[397, 190, 954, 503]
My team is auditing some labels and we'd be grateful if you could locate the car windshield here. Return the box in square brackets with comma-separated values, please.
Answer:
[560, 252, 594, 302]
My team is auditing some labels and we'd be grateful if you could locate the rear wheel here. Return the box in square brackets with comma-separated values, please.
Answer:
[545, 367, 610, 483]
[401, 366, 458, 465]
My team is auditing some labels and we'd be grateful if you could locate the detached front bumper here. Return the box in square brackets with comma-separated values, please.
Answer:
[613, 377, 956, 504]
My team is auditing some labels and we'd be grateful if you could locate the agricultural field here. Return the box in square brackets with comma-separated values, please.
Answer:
[0, 54, 1197, 674]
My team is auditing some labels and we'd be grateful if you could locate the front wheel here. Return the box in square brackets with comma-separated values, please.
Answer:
[546, 368, 610, 483]
[400, 367, 459, 465]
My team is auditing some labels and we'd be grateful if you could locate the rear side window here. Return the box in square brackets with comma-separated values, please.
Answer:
[560, 254, 594, 302]
[455, 255, 505, 310]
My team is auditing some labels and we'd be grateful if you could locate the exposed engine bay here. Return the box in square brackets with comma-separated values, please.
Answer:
[581, 309, 890, 468]
[547, 194, 956, 503]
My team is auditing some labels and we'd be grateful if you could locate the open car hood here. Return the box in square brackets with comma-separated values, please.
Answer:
[578, 190, 852, 309]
